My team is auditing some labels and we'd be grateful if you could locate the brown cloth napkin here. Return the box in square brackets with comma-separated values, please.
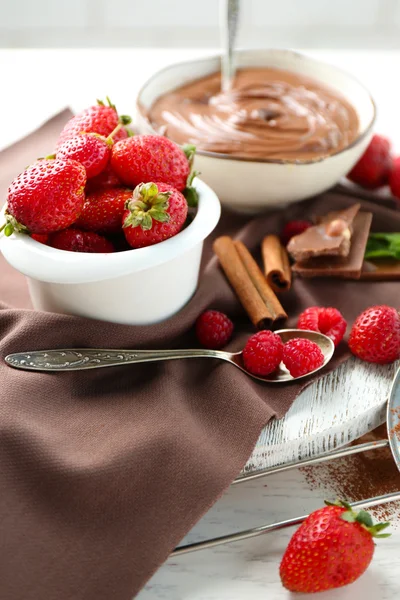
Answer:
[0, 114, 399, 600]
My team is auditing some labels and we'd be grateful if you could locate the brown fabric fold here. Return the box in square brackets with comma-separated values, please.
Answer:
[0, 113, 399, 600]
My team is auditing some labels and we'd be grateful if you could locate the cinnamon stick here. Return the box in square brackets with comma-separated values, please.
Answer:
[234, 241, 287, 325]
[213, 236, 287, 329]
[261, 235, 292, 292]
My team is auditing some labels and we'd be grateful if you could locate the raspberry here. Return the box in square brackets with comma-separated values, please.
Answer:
[297, 307, 347, 347]
[242, 330, 283, 376]
[347, 134, 393, 189]
[349, 305, 400, 364]
[281, 220, 312, 246]
[389, 156, 400, 204]
[195, 310, 234, 349]
[282, 338, 324, 378]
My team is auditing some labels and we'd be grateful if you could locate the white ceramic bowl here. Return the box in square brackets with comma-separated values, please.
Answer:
[137, 49, 376, 214]
[0, 179, 220, 325]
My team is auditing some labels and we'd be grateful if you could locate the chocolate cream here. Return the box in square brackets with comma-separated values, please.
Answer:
[147, 68, 359, 161]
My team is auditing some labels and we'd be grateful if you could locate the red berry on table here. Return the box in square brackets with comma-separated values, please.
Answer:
[57, 98, 131, 148]
[56, 134, 111, 179]
[85, 163, 122, 193]
[122, 182, 188, 249]
[281, 220, 312, 246]
[389, 156, 400, 202]
[111, 135, 190, 191]
[195, 310, 234, 349]
[48, 228, 114, 253]
[347, 134, 393, 189]
[5, 159, 86, 235]
[242, 330, 283, 376]
[297, 306, 347, 347]
[280, 500, 390, 593]
[282, 338, 324, 378]
[76, 187, 133, 234]
[349, 305, 400, 364]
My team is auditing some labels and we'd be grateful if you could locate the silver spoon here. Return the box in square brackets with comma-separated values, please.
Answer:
[4, 329, 334, 383]
[220, 0, 241, 93]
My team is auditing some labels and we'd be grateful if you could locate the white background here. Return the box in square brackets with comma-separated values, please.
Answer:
[1, 0, 400, 49]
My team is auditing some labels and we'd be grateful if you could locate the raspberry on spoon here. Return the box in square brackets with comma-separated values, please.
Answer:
[282, 338, 324, 377]
[242, 330, 283, 376]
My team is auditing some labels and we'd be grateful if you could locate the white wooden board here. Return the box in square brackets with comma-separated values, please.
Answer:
[244, 358, 398, 473]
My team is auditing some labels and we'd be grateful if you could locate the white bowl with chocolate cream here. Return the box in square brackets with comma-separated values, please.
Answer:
[137, 49, 375, 214]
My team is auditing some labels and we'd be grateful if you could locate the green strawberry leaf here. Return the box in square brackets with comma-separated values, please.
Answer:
[141, 213, 153, 231]
[182, 144, 196, 166]
[151, 210, 170, 223]
[341, 511, 356, 523]
[183, 186, 199, 208]
[356, 510, 374, 528]
[120, 115, 132, 125]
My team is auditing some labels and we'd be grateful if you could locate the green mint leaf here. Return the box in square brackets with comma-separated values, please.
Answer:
[365, 233, 400, 260]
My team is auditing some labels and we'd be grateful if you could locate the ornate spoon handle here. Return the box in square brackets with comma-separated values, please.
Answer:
[5, 348, 233, 372]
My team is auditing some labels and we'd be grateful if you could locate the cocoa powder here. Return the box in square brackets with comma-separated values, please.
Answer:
[301, 425, 400, 524]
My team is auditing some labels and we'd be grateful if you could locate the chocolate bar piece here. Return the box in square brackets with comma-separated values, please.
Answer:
[287, 204, 361, 262]
[361, 259, 400, 281]
[292, 211, 373, 280]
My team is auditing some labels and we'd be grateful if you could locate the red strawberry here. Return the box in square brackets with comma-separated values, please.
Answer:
[4, 159, 86, 235]
[85, 163, 122, 193]
[76, 187, 133, 234]
[48, 228, 114, 253]
[280, 500, 390, 593]
[122, 182, 188, 249]
[111, 135, 190, 191]
[389, 156, 400, 203]
[31, 233, 49, 244]
[347, 134, 393, 189]
[57, 98, 131, 148]
[349, 305, 400, 364]
[281, 220, 312, 246]
[56, 134, 111, 179]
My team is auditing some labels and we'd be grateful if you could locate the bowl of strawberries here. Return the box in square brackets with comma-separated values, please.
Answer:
[0, 99, 221, 325]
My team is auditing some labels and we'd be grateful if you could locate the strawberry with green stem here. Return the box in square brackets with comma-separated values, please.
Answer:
[56, 123, 122, 179]
[2, 158, 86, 235]
[280, 499, 390, 594]
[57, 97, 132, 149]
[122, 182, 188, 249]
[111, 135, 199, 205]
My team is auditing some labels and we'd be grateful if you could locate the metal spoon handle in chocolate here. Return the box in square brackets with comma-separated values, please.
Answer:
[220, 0, 241, 92]
[4, 329, 334, 384]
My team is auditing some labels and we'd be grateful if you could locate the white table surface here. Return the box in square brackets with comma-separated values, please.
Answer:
[1, 47, 400, 599]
